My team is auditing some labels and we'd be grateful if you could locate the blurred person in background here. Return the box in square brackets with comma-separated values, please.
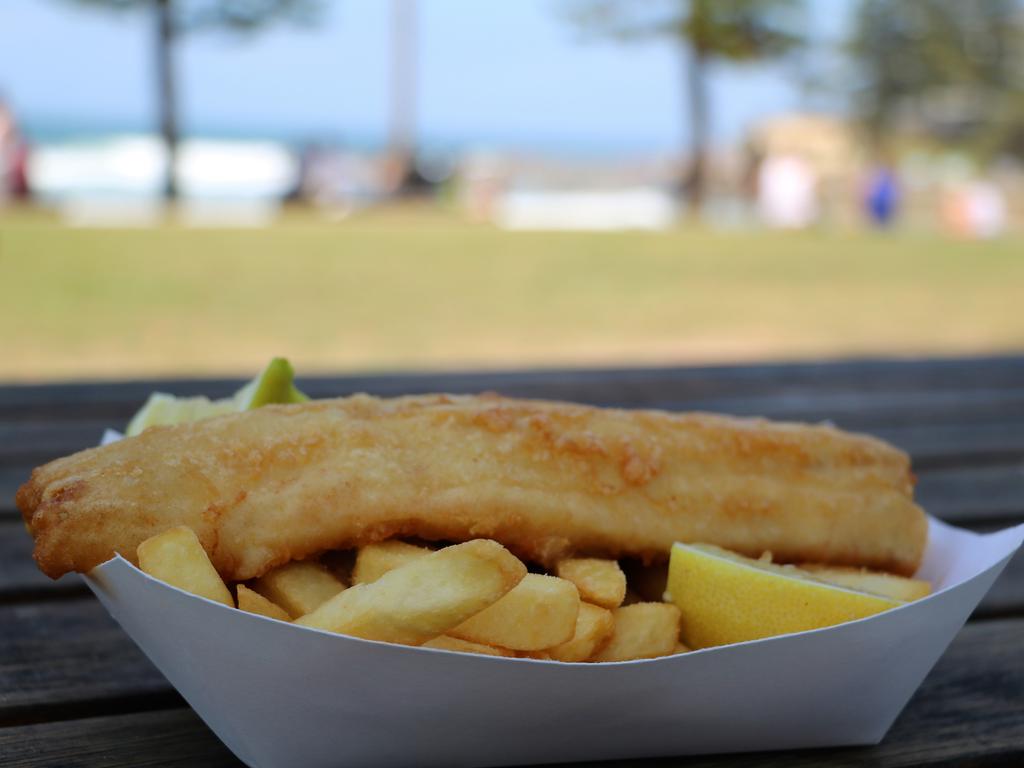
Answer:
[757, 153, 818, 230]
[863, 157, 900, 228]
[942, 175, 1008, 240]
[0, 94, 30, 205]
[965, 179, 1008, 239]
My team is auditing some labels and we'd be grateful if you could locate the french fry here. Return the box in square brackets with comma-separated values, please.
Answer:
[237, 584, 291, 622]
[673, 642, 691, 655]
[252, 561, 346, 618]
[352, 540, 431, 584]
[590, 603, 681, 662]
[422, 635, 516, 657]
[296, 539, 526, 645]
[449, 573, 580, 651]
[801, 564, 932, 602]
[136, 526, 233, 607]
[555, 558, 627, 609]
[546, 603, 615, 662]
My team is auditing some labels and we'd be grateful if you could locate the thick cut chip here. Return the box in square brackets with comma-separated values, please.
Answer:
[352, 540, 431, 584]
[546, 602, 615, 662]
[667, 543, 901, 649]
[296, 539, 526, 645]
[252, 561, 346, 618]
[554, 558, 627, 609]
[422, 635, 516, 657]
[590, 603, 681, 662]
[136, 526, 233, 607]
[449, 573, 580, 651]
[800, 564, 931, 602]
[237, 584, 291, 621]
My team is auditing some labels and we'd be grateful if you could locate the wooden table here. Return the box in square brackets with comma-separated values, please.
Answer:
[2, 356, 1022, 767]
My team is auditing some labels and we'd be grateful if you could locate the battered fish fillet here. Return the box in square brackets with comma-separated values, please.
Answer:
[17, 394, 928, 581]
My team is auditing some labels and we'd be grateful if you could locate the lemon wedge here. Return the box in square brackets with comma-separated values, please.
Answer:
[666, 542, 902, 649]
[125, 357, 308, 436]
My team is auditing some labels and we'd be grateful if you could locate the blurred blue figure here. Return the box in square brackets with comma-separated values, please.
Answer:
[864, 164, 900, 227]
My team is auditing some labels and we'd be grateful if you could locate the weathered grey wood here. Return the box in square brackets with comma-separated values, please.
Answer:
[917, 462, 1024, 525]
[9, 396, 1024, 461]
[0, 619, 1020, 768]
[1, 466, 31, 516]
[648, 387, 1024, 430]
[6, 383, 1024, 432]
[869, 421, 1024, 469]
[973, 545, 1024, 618]
[0, 420, 111, 463]
[0, 600, 171, 724]
[5, 385, 1024, 455]
[0, 521, 86, 599]
[0, 709, 238, 767]
[2, 354, 1024, 419]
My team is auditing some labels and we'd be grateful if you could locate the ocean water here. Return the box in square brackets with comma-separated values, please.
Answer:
[18, 117, 678, 205]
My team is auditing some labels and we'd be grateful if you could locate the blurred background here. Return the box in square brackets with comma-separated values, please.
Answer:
[0, 0, 1021, 381]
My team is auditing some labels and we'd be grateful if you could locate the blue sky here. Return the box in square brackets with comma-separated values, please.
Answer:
[0, 0, 855, 153]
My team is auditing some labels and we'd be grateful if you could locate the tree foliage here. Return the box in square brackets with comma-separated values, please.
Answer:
[58, 0, 322, 200]
[849, 0, 1024, 158]
[564, 0, 805, 60]
[563, 0, 806, 212]
[65, 0, 320, 34]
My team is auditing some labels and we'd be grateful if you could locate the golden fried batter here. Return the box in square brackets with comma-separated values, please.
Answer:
[17, 394, 928, 581]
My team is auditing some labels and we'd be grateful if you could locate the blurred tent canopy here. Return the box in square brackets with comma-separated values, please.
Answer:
[849, 0, 1024, 160]
[562, 0, 806, 216]
[58, 0, 323, 201]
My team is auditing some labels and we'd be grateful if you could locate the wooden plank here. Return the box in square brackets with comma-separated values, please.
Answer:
[0, 619, 1021, 768]
[970, 521, 1024, 619]
[3, 411, 1024, 485]
[0, 466, 31, 518]
[2, 354, 1023, 419]
[3, 377, 1024, 433]
[974, 545, 1024, 618]
[0, 709, 239, 768]
[916, 462, 1024, 526]
[0, 600, 171, 724]
[0, 521, 86, 599]
[644, 387, 1024, 431]
[8, 388, 1024, 456]
[0, 421, 111, 463]
[869, 421, 1024, 469]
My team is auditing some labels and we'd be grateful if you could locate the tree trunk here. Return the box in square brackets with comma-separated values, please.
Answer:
[389, 0, 420, 194]
[685, 43, 708, 218]
[155, 0, 179, 202]
[390, 0, 416, 156]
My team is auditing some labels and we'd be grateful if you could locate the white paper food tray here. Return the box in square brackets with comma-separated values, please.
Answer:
[82, 515, 1023, 768]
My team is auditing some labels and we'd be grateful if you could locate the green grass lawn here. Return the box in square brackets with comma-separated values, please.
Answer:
[2, 206, 1022, 381]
